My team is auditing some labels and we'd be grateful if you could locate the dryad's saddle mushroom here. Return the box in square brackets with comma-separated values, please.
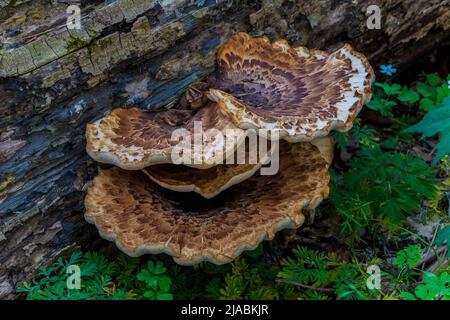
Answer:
[208, 32, 374, 142]
[142, 163, 261, 199]
[84, 32, 373, 265]
[86, 102, 247, 169]
[85, 140, 332, 265]
[142, 138, 275, 199]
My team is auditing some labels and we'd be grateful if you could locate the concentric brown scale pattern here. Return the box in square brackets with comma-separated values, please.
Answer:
[86, 102, 248, 170]
[84, 140, 331, 265]
[208, 32, 374, 142]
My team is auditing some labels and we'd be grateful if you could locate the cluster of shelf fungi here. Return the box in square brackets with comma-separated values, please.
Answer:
[84, 32, 374, 265]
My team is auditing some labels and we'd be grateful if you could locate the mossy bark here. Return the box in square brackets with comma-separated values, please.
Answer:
[0, 0, 449, 299]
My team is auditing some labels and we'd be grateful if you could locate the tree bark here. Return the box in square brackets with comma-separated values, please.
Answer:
[0, 0, 449, 299]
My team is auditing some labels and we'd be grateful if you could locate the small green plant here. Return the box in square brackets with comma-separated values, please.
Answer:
[394, 245, 422, 270]
[277, 246, 380, 300]
[332, 119, 378, 151]
[405, 97, 450, 165]
[334, 147, 438, 224]
[18, 252, 173, 300]
[366, 83, 400, 116]
[413, 73, 450, 112]
[216, 248, 281, 300]
[137, 261, 173, 299]
[365, 73, 449, 120]
[400, 272, 450, 300]
[366, 82, 419, 116]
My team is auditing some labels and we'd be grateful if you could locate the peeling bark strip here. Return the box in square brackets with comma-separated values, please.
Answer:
[0, 0, 449, 299]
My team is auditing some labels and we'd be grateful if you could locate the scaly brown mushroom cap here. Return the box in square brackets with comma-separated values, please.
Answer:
[142, 163, 260, 199]
[142, 137, 275, 198]
[208, 32, 374, 142]
[86, 102, 247, 170]
[84, 138, 332, 265]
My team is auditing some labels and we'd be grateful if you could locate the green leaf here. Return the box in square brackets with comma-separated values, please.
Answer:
[419, 98, 436, 111]
[415, 284, 437, 300]
[405, 102, 450, 164]
[398, 86, 420, 103]
[415, 272, 450, 300]
[143, 290, 156, 299]
[394, 245, 421, 269]
[157, 275, 172, 292]
[443, 96, 450, 108]
[137, 268, 158, 287]
[156, 292, 173, 300]
[405, 104, 450, 137]
[434, 134, 450, 165]
[399, 292, 416, 300]
[436, 86, 450, 104]
[416, 82, 432, 98]
[426, 73, 441, 87]
[151, 261, 167, 275]
[375, 82, 402, 95]
[341, 148, 438, 222]
[366, 98, 397, 116]
[435, 225, 450, 258]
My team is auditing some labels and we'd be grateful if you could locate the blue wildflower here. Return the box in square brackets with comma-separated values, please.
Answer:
[379, 64, 397, 76]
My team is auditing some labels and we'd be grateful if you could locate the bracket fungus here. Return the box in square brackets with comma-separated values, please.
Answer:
[84, 139, 332, 265]
[84, 32, 373, 265]
[142, 163, 260, 199]
[142, 138, 275, 199]
[208, 32, 374, 142]
[86, 102, 247, 170]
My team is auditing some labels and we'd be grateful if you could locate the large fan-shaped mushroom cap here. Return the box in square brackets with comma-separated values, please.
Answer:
[86, 102, 248, 170]
[208, 32, 374, 142]
[84, 138, 332, 265]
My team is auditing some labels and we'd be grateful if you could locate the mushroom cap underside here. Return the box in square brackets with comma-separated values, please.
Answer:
[84, 140, 331, 265]
[207, 32, 374, 142]
[143, 136, 333, 198]
[142, 136, 277, 198]
[143, 163, 260, 199]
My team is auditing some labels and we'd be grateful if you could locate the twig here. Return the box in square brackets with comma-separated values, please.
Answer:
[425, 247, 448, 273]
[421, 226, 440, 269]
[276, 279, 334, 292]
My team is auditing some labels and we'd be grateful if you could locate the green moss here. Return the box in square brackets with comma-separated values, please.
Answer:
[26, 6, 45, 21]
[65, 35, 90, 52]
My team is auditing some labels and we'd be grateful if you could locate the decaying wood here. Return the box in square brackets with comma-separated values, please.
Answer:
[0, 0, 449, 299]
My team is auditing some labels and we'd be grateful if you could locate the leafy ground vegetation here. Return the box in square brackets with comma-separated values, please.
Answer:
[18, 68, 450, 300]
